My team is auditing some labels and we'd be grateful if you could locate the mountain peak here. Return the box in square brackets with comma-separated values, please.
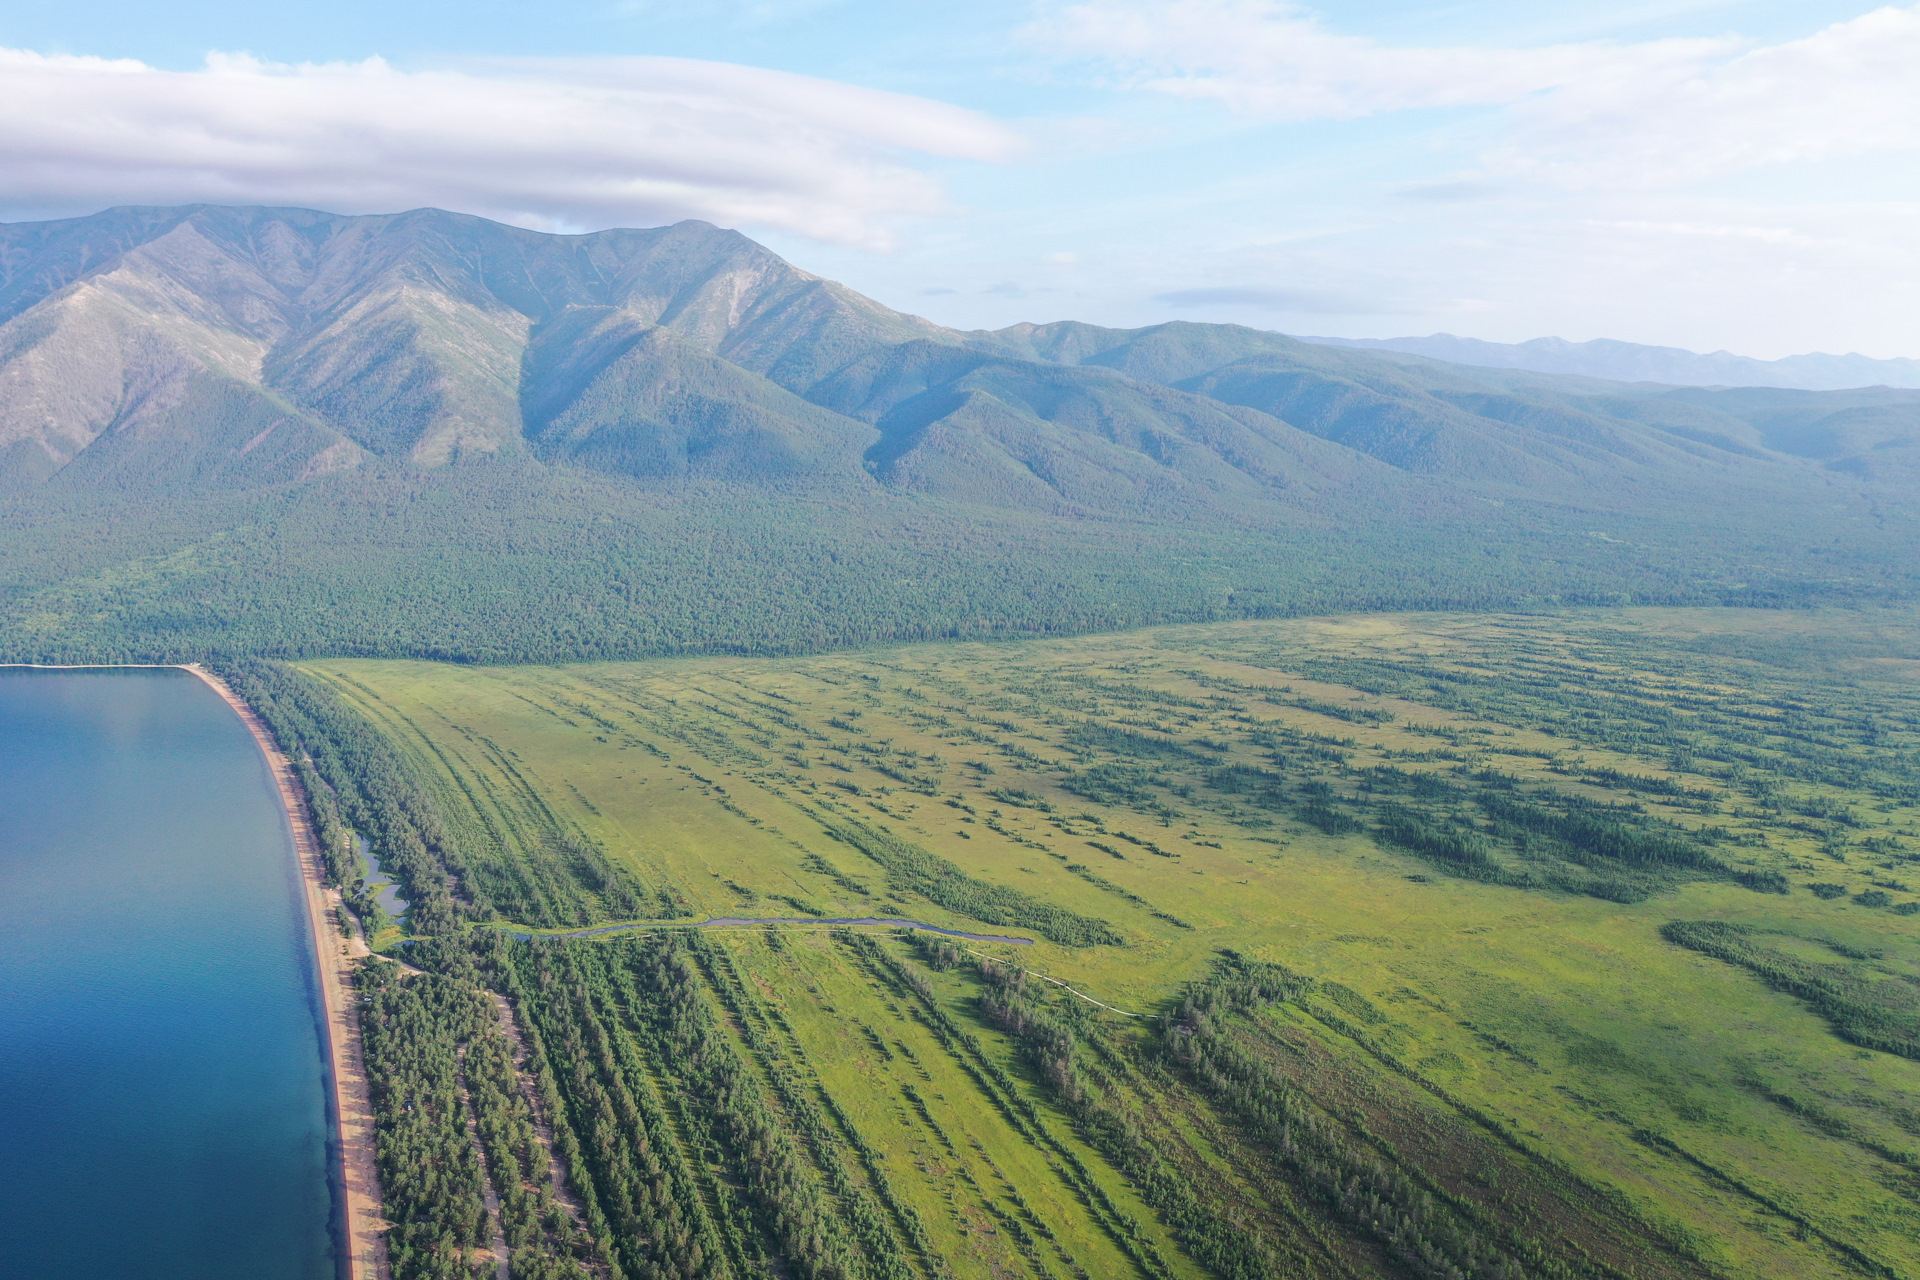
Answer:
[0, 204, 950, 480]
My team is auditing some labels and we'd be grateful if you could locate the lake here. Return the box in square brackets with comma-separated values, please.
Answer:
[0, 667, 337, 1279]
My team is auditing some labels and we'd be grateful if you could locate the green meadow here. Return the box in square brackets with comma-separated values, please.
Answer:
[301, 608, 1920, 1280]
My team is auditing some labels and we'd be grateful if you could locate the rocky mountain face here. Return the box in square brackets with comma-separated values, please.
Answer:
[2, 204, 1916, 513]
[0, 205, 938, 486]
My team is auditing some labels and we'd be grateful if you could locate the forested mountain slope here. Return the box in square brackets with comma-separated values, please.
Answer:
[988, 320, 1920, 494]
[0, 205, 1915, 662]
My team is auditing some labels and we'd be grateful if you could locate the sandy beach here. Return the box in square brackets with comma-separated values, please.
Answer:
[184, 665, 389, 1280]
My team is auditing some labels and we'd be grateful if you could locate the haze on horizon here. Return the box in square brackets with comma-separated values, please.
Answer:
[1, 0, 1915, 362]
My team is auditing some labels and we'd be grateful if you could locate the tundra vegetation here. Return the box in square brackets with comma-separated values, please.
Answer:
[232, 607, 1920, 1280]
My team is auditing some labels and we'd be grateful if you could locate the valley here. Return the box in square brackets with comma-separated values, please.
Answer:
[236, 607, 1920, 1280]
[5, 203, 1919, 1280]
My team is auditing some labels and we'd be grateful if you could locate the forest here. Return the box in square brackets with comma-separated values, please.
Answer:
[227, 606, 1920, 1280]
[8, 455, 1904, 668]
[3, 205, 1918, 672]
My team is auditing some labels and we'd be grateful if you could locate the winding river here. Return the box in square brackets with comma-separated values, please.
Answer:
[0, 668, 338, 1279]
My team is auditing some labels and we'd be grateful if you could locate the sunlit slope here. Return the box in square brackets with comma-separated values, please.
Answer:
[311, 609, 1920, 1280]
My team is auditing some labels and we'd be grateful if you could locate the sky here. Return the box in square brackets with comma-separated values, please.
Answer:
[2, 1, 1915, 358]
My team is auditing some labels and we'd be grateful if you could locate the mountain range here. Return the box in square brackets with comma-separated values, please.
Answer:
[1, 204, 1916, 662]
[1300, 332, 1920, 392]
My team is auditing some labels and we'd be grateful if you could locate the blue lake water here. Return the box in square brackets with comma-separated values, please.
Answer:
[0, 668, 337, 1280]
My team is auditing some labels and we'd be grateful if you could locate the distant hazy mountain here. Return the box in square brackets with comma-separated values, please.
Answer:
[1, 205, 1917, 663]
[1298, 333, 1920, 391]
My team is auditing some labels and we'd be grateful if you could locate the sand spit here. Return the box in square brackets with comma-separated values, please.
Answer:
[183, 665, 390, 1280]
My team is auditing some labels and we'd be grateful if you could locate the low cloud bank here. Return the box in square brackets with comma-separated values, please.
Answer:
[0, 48, 1021, 245]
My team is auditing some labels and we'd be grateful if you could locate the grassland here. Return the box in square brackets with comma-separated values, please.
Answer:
[300, 608, 1920, 1280]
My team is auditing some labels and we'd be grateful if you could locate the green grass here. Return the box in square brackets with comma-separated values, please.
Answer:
[306, 606, 1920, 1280]
[711, 928, 1202, 1280]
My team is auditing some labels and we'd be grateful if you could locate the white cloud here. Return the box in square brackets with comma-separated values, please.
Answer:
[1029, 0, 1729, 118]
[1098, 193, 1920, 357]
[1031, 2, 1920, 188]
[1154, 284, 1385, 313]
[0, 48, 1022, 246]
[1499, 6, 1920, 188]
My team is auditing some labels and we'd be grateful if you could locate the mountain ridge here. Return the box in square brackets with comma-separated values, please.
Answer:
[1, 203, 1917, 664]
[0, 204, 955, 479]
[1299, 332, 1920, 391]
[4, 204, 1918, 505]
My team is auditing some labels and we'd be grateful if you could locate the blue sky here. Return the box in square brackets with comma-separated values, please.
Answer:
[2, 1, 1914, 357]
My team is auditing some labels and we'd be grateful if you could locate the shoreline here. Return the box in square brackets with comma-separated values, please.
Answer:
[182, 664, 388, 1280]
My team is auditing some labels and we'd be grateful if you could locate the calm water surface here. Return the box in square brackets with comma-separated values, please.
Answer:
[0, 668, 336, 1279]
